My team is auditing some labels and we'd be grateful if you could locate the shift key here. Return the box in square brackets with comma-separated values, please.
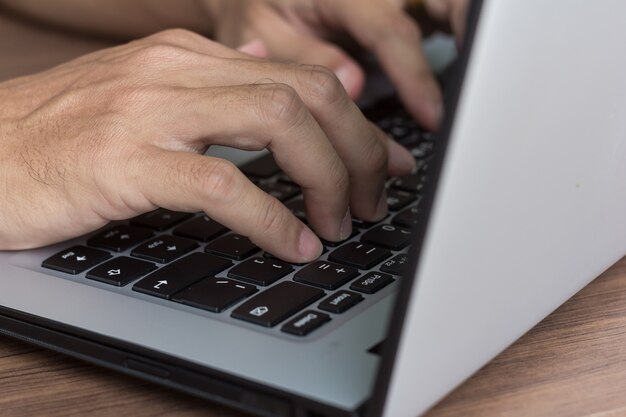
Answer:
[232, 282, 324, 327]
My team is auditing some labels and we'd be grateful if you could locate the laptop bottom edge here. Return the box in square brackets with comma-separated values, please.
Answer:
[0, 306, 363, 417]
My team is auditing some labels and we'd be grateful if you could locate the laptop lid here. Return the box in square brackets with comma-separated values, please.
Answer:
[369, 1, 626, 416]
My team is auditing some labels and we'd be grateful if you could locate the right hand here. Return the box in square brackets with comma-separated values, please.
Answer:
[0, 29, 416, 263]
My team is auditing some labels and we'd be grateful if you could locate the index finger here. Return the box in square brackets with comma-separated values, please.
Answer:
[318, 0, 443, 130]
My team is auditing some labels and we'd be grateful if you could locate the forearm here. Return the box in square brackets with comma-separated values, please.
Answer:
[0, 0, 219, 40]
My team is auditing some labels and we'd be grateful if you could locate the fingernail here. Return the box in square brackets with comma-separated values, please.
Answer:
[393, 141, 417, 173]
[375, 191, 389, 220]
[400, 149, 417, 173]
[340, 208, 353, 241]
[298, 227, 323, 261]
[432, 100, 444, 127]
[334, 64, 362, 99]
[237, 39, 268, 58]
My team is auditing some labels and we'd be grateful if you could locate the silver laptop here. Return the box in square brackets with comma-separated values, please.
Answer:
[2, 1, 625, 416]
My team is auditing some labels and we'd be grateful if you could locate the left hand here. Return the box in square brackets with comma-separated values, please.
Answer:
[208, 0, 459, 131]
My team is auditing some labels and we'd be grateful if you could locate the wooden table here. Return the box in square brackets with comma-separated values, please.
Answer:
[3, 12, 626, 417]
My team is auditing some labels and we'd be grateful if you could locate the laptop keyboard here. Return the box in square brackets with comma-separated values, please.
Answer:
[40, 99, 432, 338]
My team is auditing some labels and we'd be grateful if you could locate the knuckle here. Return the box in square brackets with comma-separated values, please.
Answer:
[197, 159, 241, 201]
[392, 15, 422, 41]
[326, 156, 350, 193]
[298, 64, 345, 106]
[130, 43, 187, 66]
[256, 84, 308, 130]
[361, 136, 388, 175]
[150, 28, 199, 44]
[374, 14, 421, 45]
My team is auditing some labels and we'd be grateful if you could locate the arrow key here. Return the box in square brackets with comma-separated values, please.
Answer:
[42, 246, 111, 275]
[86, 257, 157, 286]
[131, 235, 198, 263]
[87, 225, 154, 252]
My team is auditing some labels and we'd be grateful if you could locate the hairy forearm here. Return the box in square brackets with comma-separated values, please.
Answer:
[0, 0, 219, 39]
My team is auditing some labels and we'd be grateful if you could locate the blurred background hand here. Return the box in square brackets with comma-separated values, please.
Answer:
[208, 0, 469, 130]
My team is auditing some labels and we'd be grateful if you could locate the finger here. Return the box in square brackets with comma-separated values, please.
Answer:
[317, 0, 443, 130]
[449, 0, 469, 42]
[193, 60, 391, 222]
[135, 149, 323, 263]
[135, 31, 393, 223]
[371, 123, 417, 176]
[235, 7, 366, 99]
[424, 0, 468, 42]
[141, 84, 352, 243]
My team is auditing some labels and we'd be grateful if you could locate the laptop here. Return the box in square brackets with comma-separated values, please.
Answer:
[2, 0, 626, 416]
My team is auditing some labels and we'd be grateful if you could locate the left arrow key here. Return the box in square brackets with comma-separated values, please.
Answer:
[43, 246, 111, 275]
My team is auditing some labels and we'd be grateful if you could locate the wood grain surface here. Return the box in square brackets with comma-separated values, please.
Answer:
[2, 11, 626, 417]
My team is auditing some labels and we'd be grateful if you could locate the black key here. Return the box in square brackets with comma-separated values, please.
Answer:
[131, 209, 193, 231]
[421, 131, 436, 141]
[205, 234, 259, 261]
[240, 153, 280, 179]
[380, 254, 411, 276]
[328, 242, 391, 270]
[42, 246, 111, 275]
[259, 182, 300, 202]
[173, 215, 228, 242]
[294, 261, 359, 290]
[87, 225, 154, 252]
[395, 130, 423, 147]
[390, 173, 426, 193]
[409, 141, 434, 159]
[386, 189, 417, 211]
[388, 124, 414, 141]
[350, 272, 394, 294]
[263, 252, 308, 266]
[361, 224, 412, 250]
[281, 311, 331, 336]
[351, 217, 381, 230]
[173, 278, 257, 313]
[277, 173, 297, 186]
[285, 199, 307, 223]
[318, 290, 363, 314]
[131, 235, 198, 263]
[321, 229, 357, 248]
[86, 257, 157, 286]
[391, 206, 420, 228]
[227, 257, 294, 286]
[132, 252, 232, 299]
[231, 282, 324, 327]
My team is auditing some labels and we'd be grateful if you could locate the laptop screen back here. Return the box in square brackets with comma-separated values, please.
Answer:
[371, 1, 626, 415]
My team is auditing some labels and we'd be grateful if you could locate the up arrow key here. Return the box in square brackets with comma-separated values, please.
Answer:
[153, 280, 168, 289]
[166, 246, 177, 252]
[76, 256, 87, 262]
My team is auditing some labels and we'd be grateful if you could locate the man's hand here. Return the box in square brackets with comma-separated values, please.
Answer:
[0, 29, 415, 262]
[209, 0, 469, 131]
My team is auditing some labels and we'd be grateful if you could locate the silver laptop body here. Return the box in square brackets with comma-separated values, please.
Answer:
[1, 1, 625, 416]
